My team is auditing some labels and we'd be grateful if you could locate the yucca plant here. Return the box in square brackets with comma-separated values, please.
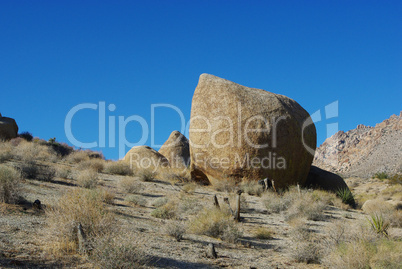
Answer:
[336, 188, 356, 207]
[368, 214, 389, 237]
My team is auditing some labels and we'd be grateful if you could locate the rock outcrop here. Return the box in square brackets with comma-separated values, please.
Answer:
[305, 165, 349, 191]
[189, 74, 316, 188]
[0, 115, 19, 140]
[313, 112, 402, 178]
[158, 131, 190, 169]
[123, 146, 169, 170]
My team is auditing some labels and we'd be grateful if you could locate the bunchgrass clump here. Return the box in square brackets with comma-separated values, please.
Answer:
[119, 177, 143, 194]
[90, 233, 149, 268]
[104, 161, 133, 176]
[0, 165, 22, 204]
[374, 172, 389, 180]
[45, 188, 115, 255]
[240, 180, 263, 196]
[125, 194, 147, 207]
[76, 168, 99, 189]
[189, 207, 242, 243]
[138, 169, 157, 182]
[151, 201, 177, 219]
[254, 227, 273, 239]
[164, 221, 186, 242]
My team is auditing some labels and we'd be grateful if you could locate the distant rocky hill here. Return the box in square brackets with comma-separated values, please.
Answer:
[313, 111, 402, 178]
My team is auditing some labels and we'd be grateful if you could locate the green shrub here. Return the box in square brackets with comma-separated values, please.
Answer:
[336, 188, 356, 207]
[0, 165, 22, 204]
[18, 131, 33, 141]
[374, 172, 389, 180]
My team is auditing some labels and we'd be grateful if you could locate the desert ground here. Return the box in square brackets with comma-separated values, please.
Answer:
[0, 138, 401, 268]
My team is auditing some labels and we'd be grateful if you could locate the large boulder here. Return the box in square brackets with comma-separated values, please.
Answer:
[305, 165, 349, 191]
[123, 146, 170, 170]
[189, 74, 316, 188]
[0, 115, 19, 140]
[158, 131, 190, 169]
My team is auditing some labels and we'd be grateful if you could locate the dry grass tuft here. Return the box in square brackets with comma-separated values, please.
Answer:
[213, 178, 237, 193]
[64, 150, 90, 164]
[0, 165, 22, 204]
[90, 232, 149, 268]
[119, 177, 143, 194]
[137, 168, 158, 182]
[125, 194, 147, 207]
[76, 168, 99, 189]
[189, 206, 242, 243]
[240, 180, 263, 196]
[254, 227, 273, 239]
[104, 161, 133, 176]
[77, 159, 105, 172]
[45, 188, 115, 256]
[151, 200, 177, 219]
[164, 221, 187, 241]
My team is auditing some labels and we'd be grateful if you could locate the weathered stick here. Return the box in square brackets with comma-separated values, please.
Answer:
[77, 223, 87, 254]
[271, 180, 276, 193]
[223, 197, 234, 216]
[207, 243, 217, 259]
[234, 190, 243, 222]
[213, 194, 220, 209]
[264, 178, 268, 191]
[297, 183, 301, 196]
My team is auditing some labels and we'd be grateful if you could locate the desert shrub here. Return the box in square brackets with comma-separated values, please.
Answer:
[312, 189, 339, 206]
[0, 165, 22, 204]
[254, 227, 273, 240]
[138, 168, 157, 182]
[18, 131, 33, 141]
[151, 201, 177, 219]
[381, 184, 402, 200]
[374, 171, 389, 180]
[0, 142, 13, 163]
[152, 197, 168, 208]
[336, 188, 356, 207]
[90, 233, 149, 268]
[164, 221, 186, 241]
[240, 180, 263, 196]
[119, 177, 143, 194]
[177, 197, 203, 216]
[388, 173, 402, 185]
[289, 224, 323, 263]
[125, 194, 147, 207]
[49, 142, 74, 157]
[76, 169, 99, 189]
[15, 161, 56, 181]
[13, 140, 57, 162]
[77, 159, 105, 172]
[213, 178, 237, 193]
[370, 239, 402, 268]
[263, 190, 292, 214]
[160, 169, 191, 185]
[104, 161, 133, 176]
[46, 188, 115, 255]
[181, 182, 197, 194]
[189, 207, 242, 243]
[100, 188, 115, 204]
[64, 150, 90, 164]
[368, 214, 390, 237]
[56, 166, 71, 179]
[285, 194, 327, 222]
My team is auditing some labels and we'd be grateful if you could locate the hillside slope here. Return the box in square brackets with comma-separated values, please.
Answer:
[313, 111, 402, 178]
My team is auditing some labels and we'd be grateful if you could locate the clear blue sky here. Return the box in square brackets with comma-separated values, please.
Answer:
[1, 1, 401, 160]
